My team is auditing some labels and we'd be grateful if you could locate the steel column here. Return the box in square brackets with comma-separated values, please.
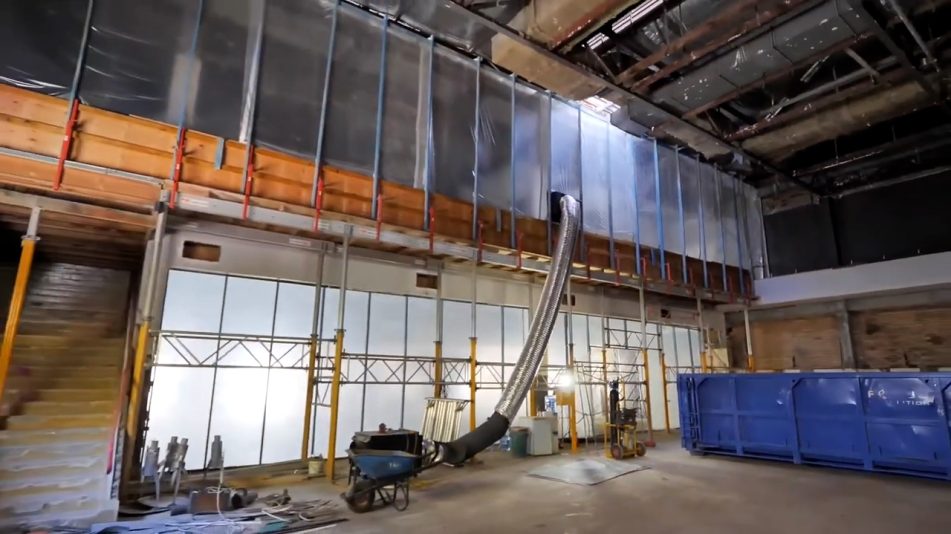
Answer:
[576, 106, 585, 262]
[652, 139, 665, 277]
[743, 308, 754, 371]
[675, 149, 687, 283]
[632, 137, 641, 275]
[53, 0, 94, 192]
[714, 168, 728, 292]
[0, 207, 40, 400]
[566, 278, 579, 453]
[301, 249, 326, 460]
[126, 193, 168, 444]
[605, 121, 616, 271]
[639, 280, 655, 445]
[326, 225, 352, 482]
[434, 265, 444, 398]
[732, 181, 745, 296]
[469, 260, 478, 431]
[509, 73, 517, 249]
[422, 36, 435, 231]
[311, 0, 340, 208]
[168, 0, 204, 208]
[472, 57, 482, 240]
[239, 0, 265, 190]
[697, 294, 707, 372]
[697, 156, 709, 287]
[544, 92, 553, 256]
[370, 15, 389, 220]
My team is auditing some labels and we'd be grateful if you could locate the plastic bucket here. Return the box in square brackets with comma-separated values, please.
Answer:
[509, 427, 529, 458]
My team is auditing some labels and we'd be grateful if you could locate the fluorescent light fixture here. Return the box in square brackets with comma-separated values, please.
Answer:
[587, 32, 609, 50]
[613, 0, 664, 34]
[581, 96, 620, 116]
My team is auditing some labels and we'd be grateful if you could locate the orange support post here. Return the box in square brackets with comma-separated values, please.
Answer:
[0, 208, 39, 400]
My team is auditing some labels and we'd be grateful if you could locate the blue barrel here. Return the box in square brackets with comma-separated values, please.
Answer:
[509, 427, 529, 458]
[678, 372, 951, 481]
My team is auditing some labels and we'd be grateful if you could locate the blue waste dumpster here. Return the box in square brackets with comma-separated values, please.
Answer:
[678, 372, 951, 480]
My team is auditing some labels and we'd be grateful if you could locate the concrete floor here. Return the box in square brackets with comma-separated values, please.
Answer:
[286, 435, 951, 534]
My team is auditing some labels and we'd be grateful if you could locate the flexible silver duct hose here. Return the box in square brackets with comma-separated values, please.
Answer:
[495, 194, 580, 420]
[436, 194, 580, 464]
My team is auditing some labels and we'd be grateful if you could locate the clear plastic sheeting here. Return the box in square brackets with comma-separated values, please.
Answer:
[188, 0, 254, 140]
[0, 1, 88, 97]
[609, 128, 635, 243]
[550, 99, 581, 199]
[580, 111, 610, 237]
[477, 68, 513, 212]
[744, 186, 767, 278]
[634, 137, 659, 250]
[432, 49, 476, 203]
[381, 27, 424, 187]
[658, 145, 683, 262]
[323, 3, 382, 174]
[513, 85, 545, 220]
[255, 0, 333, 157]
[720, 177, 740, 269]
[80, 0, 196, 125]
[701, 167, 724, 265]
[680, 153, 703, 262]
[0, 0, 765, 272]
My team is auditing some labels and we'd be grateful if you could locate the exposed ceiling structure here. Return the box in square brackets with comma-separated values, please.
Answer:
[364, 0, 951, 198]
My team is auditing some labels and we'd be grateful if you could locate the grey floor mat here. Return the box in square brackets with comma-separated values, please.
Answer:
[527, 458, 648, 486]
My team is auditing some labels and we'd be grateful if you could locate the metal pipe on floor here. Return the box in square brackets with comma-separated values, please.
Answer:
[0, 207, 40, 400]
[301, 249, 326, 460]
[126, 193, 168, 442]
[326, 225, 352, 483]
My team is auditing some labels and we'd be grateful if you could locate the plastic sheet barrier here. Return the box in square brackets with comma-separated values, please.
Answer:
[0, 0, 763, 280]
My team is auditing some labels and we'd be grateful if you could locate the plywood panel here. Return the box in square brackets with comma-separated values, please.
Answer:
[852, 307, 951, 369]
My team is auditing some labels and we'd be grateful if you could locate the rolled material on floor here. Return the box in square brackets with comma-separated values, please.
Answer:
[437, 194, 580, 464]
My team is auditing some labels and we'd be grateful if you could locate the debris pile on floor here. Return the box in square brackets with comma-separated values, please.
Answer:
[528, 458, 648, 486]
[28, 491, 346, 534]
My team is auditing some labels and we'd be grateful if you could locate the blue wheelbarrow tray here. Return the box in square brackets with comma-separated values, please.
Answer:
[348, 449, 419, 480]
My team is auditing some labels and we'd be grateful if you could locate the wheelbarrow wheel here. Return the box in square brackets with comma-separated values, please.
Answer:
[392, 481, 410, 512]
[345, 480, 376, 513]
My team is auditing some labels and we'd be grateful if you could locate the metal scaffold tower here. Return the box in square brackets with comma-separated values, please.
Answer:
[603, 321, 657, 445]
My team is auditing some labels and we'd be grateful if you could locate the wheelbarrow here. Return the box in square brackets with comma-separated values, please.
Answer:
[343, 449, 424, 513]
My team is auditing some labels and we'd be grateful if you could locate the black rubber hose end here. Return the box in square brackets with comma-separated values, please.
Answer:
[438, 412, 510, 465]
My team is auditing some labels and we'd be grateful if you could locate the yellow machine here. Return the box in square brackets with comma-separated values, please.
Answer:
[604, 381, 646, 460]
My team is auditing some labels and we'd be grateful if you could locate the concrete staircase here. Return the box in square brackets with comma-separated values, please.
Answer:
[0, 263, 130, 530]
